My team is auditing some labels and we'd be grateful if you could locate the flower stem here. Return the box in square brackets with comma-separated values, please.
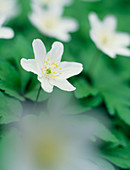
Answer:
[35, 86, 41, 103]
[31, 86, 41, 115]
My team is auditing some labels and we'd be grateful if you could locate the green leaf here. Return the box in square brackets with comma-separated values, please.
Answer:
[74, 77, 98, 99]
[7, 35, 34, 93]
[101, 84, 130, 125]
[0, 60, 24, 101]
[93, 62, 130, 125]
[81, 96, 102, 107]
[95, 122, 119, 143]
[101, 146, 130, 169]
[69, 115, 118, 143]
[112, 129, 128, 147]
[0, 92, 23, 124]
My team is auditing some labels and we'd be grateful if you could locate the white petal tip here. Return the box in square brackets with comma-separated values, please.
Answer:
[8, 30, 14, 39]
[20, 58, 25, 67]
[20, 58, 27, 71]
[32, 39, 43, 46]
[72, 87, 76, 91]
[77, 63, 84, 75]
[0, 28, 15, 39]
[89, 12, 97, 20]
[53, 41, 64, 48]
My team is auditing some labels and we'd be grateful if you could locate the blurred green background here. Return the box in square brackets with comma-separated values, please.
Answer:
[0, 0, 130, 169]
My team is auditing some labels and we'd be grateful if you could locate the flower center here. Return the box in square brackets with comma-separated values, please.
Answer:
[41, 58, 62, 81]
[44, 15, 59, 29]
[46, 68, 51, 74]
[32, 133, 66, 169]
[100, 30, 115, 47]
[102, 36, 107, 44]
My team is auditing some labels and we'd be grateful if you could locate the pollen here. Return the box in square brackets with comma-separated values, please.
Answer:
[41, 59, 63, 81]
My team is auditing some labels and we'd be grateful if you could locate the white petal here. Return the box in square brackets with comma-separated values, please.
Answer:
[59, 62, 83, 79]
[55, 32, 71, 42]
[47, 41, 64, 63]
[116, 48, 130, 57]
[50, 79, 76, 91]
[60, 18, 78, 33]
[0, 16, 6, 26]
[54, 18, 78, 42]
[103, 15, 117, 31]
[21, 58, 40, 75]
[32, 39, 46, 66]
[0, 27, 14, 39]
[101, 48, 117, 58]
[89, 12, 102, 30]
[89, 30, 99, 46]
[89, 29, 117, 58]
[38, 77, 53, 93]
[115, 32, 130, 46]
[47, 5, 63, 16]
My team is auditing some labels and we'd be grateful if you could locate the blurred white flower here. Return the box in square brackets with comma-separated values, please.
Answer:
[0, 114, 115, 170]
[29, 5, 78, 42]
[89, 13, 130, 58]
[0, 0, 19, 20]
[32, 0, 73, 8]
[21, 39, 83, 93]
[0, 16, 14, 39]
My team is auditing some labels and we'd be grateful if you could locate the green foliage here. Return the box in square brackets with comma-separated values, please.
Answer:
[0, 60, 24, 101]
[101, 146, 130, 169]
[0, 0, 130, 169]
[0, 93, 22, 124]
[93, 62, 130, 126]
[74, 77, 98, 98]
[102, 85, 130, 126]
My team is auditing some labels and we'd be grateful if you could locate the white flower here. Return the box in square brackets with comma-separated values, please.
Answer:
[0, 16, 14, 39]
[32, 0, 73, 8]
[0, 0, 19, 20]
[89, 12, 130, 58]
[1, 115, 115, 170]
[21, 39, 83, 93]
[29, 5, 78, 42]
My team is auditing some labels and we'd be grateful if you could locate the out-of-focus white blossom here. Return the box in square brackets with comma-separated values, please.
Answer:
[0, 114, 115, 170]
[0, 16, 14, 39]
[0, 0, 19, 20]
[32, 0, 73, 8]
[29, 4, 78, 42]
[89, 12, 130, 58]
